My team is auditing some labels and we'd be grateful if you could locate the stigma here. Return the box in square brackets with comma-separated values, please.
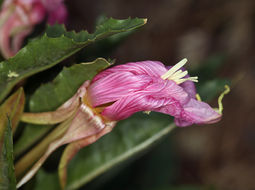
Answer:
[161, 58, 198, 84]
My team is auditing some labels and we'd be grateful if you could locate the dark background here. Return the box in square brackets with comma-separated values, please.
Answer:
[64, 0, 255, 190]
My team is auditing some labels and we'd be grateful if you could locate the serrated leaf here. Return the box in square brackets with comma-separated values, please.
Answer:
[14, 58, 111, 157]
[0, 17, 147, 103]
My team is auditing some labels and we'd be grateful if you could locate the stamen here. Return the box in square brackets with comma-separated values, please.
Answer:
[170, 70, 188, 80]
[161, 58, 187, 80]
[175, 76, 198, 84]
[161, 58, 199, 84]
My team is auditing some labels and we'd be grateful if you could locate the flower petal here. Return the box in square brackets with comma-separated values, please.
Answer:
[88, 72, 153, 107]
[166, 66, 197, 98]
[180, 80, 196, 99]
[101, 80, 189, 120]
[92, 61, 168, 82]
[175, 98, 221, 127]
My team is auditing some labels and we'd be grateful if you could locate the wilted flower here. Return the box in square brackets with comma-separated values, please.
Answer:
[17, 58, 229, 187]
[87, 58, 224, 127]
[0, 0, 67, 58]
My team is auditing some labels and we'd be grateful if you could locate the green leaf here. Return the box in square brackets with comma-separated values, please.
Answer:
[33, 170, 61, 190]
[14, 58, 111, 157]
[0, 107, 19, 190]
[0, 17, 147, 103]
[0, 88, 25, 135]
[0, 88, 24, 189]
[65, 112, 175, 190]
[77, 15, 141, 61]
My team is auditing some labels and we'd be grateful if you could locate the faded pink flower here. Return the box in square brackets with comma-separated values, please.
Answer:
[87, 59, 223, 127]
[0, 0, 67, 58]
[17, 58, 229, 187]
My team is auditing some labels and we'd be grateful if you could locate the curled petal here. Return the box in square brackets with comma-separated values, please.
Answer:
[180, 80, 196, 99]
[102, 89, 183, 121]
[88, 73, 152, 107]
[89, 60, 223, 127]
[92, 61, 168, 82]
[175, 98, 221, 127]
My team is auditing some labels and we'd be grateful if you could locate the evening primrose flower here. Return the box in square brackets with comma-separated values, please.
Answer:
[0, 0, 67, 58]
[87, 58, 223, 126]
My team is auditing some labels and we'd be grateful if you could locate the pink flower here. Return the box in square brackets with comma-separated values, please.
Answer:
[87, 59, 224, 127]
[17, 58, 229, 187]
[0, 0, 67, 58]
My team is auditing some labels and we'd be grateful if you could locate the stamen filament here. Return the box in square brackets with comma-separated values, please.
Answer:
[170, 70, 188, 80]
[161, 58, 187, 80]
[176, 77, 198, 84]
[161, 58, 199, 85]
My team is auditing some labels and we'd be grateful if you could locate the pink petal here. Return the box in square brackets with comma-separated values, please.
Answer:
[175, 98, 221, 127]
[0, 14, 22, 58]
[29, 2, 46, 24]
[88, 72, 153, 107]
[92, 61, 168, 82]
[180, 80, 196, 99]
[166, 66, 197, 98]
[101, 92, 171, 120]
[101, 80, 189, 121]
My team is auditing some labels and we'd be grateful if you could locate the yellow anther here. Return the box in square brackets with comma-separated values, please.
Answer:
[196, 94, 202, 101]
